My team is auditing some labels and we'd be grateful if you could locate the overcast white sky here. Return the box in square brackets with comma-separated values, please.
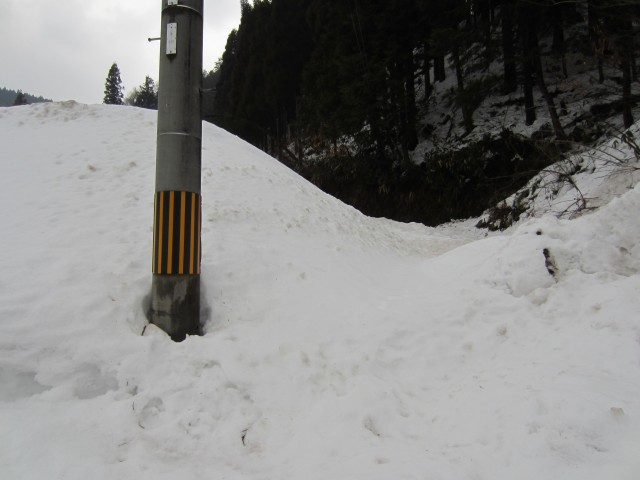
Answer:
[1, 0, 241, 104]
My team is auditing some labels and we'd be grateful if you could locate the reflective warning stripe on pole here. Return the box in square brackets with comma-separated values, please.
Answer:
[153, 190, 201, 275]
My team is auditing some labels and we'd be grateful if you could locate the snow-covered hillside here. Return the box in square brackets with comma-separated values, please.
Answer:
[1, 102, 639, 479]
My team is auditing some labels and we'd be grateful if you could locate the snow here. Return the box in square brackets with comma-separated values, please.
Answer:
[518, 125, 640, 219]
[1, 101, 639, 479]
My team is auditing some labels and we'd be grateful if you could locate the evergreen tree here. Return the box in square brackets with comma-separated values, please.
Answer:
[13, 90, 28, 106]
[132, 76, 158, 110]
[103, 63, 124, 105]
[213, 30, 238, 129]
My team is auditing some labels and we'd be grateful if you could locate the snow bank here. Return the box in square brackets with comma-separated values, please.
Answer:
[0, 102, 638, 479]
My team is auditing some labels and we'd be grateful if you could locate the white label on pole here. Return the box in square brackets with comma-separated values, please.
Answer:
[168, 0, 178, 5]
[166, 23, 177, 55]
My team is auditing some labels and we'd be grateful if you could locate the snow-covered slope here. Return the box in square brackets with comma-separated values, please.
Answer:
[0, 102, 638, 480]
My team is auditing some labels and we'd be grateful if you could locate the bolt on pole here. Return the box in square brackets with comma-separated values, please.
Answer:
[150, 0, 204, 341]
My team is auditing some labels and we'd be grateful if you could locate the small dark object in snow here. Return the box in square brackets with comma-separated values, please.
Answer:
[543, 248, 557, 277]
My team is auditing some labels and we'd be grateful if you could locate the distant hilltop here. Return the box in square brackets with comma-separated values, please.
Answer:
[0, 87, 52, 106]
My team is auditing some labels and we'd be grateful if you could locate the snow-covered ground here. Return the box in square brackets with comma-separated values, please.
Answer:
[1, 102, 639, 479]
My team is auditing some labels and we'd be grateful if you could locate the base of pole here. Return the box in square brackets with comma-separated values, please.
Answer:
[150, 274, 201, 341]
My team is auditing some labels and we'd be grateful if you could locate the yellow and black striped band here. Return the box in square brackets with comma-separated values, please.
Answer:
[153, 191, 201, 275]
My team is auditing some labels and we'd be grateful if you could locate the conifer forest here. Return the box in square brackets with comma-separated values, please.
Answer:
[209, 1, 640, 226]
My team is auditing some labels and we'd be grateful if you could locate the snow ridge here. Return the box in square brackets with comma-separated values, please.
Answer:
[0, 102, 638, 480]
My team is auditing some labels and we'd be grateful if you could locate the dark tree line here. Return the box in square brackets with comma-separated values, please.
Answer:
[214, 0, 313, 162]
[0, 87, 51, 107]
[210, 1, 638, 225]
[213, 1, 638, 157]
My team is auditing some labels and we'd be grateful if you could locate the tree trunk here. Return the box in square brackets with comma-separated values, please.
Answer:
[453, 44, 474, 133]
[588, 0, 605, 83]
[523, 1, 566, 139]
[535, 52, 567, 140]
[423, 39, 433, 99]
[434, 54, 446, 82]
[501, 0, 517, 93]
[619, 19, 635, 128]
[404, 53, 418, 151]
[604, 5, 636, 128]
[622, 59, 634, 128]
[520, 4, 537, 125]
[477, 0, 492, 62]
[392, 50, 418, 166]
[551, 1, 568, 78]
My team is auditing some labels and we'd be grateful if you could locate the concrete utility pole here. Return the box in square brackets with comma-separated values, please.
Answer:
[150, 0, 204, 341]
